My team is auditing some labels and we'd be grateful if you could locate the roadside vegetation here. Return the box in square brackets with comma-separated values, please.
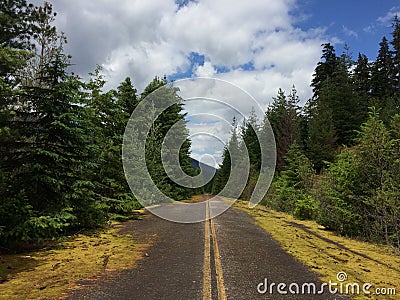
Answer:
[1, 2, 400, 299]
[234, 200, 400, 300]
[0, 1, 196, 247]
[214, 18, 400, 250]
[0, 219, 149, 299]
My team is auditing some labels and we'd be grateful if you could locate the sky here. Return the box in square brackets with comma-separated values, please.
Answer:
[42, 0, 400, 166]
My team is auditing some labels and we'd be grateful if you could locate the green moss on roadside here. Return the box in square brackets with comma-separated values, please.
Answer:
[0, 223, 149, 300]
[234, 200, 400, 300]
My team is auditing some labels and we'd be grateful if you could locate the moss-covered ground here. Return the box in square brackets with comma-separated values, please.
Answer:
[0, 218, 149, 300]
[234, 200, 400, 300]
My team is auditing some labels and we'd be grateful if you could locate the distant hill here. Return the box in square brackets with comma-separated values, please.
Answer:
[191, 158, 216, 193]
[191, 158, 217, 179]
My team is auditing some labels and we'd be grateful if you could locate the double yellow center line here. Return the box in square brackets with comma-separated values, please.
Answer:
[203, 200, 227, 300]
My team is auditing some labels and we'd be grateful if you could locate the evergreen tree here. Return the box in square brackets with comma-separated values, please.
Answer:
[356, 111, 400, 246]
[0, 0, 37, 243]
[307, 44, 339, 171]
[117, 77, 139, 116]
[306, 95, 337, 172]
[0, 2, 105, 243]
[330, 59, 365, 145]
[141, 76, 194, 200]
[1, 47, 103, 242]
[212, 147, 231, 195]
[316, 147, 363, 236]
[353, 53, 371, 95]
[212, 118, 240, 196]
[317, 110, 400, 246]
[306, 43, 366, 171]
[266, 88, 301, 171]
[352, 52, 371, 122]
[84, 70, 141, 216]
[266, 143, 315, 217]
[311, 43, 338, 96]
[0, 0, 35, 83]
[241, 108, 261, 170]
[370, 36, 394, 100]
[391, 16, 400, 95]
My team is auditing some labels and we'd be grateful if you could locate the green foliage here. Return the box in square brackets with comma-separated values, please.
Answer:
[265, 144, 315, 215]
[305, 96, 337, 172]
[315, 111, 400, 246]
[265, 87, 301, 171]
[242, 108, 261, 170]
[83, 69, 141, 215]
[2, 0, 400, 251]
[315, 149, 363, 236]
[212, 117, 242, 196]
[213, 17, 400, 250]
[212, 146, 231, 195]
[293, 195, 318, 221]
[371, 37, 394, 100]
[138, 76, 195, 201]
[356, 110, 400, 245]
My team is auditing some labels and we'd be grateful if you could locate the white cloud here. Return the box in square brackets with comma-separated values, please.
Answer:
[363, 25, 376, 34]
[194, 62, 216, 77]
[51, 0, 324, 91]
[48, 0, 328, 161]
[342, 26, 358, 38]
[377, 7, 400, 25]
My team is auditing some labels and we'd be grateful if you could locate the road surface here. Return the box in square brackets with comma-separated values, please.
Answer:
[67, 197, 348, 299]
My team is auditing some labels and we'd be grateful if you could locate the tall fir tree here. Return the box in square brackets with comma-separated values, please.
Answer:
[265, 87, 301, 171]
[370, 36, 394, 100]
[212, 118, 240, 195]
[391, 16, 400, 95]
[311, 43, 338, 96]
[241, 108, 261, 170]
[140, 76, 195, 200]
[306, 93, 337, 172]
[353, 53, 371, 99]
[0, 2, 104, 243]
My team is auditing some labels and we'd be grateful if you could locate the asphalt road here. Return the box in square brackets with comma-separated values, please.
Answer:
[67, 197, 348, 300]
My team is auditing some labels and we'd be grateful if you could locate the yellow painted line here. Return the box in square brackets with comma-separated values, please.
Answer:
[203, 201, 212, 300]
[210, 201, 227, 300]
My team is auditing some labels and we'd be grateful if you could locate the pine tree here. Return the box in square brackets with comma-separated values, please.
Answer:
[241, 107, 261, 170]
[306, 94, 337, 172]
[391, 16, 400, 95]
[330, 59, 365, 145]
[83, 70, 141, 216]
[353, 53, 371, 96]
[117, 77, 138, 116]
[0, 2, 104, 243]
[0, 0, 37, 243]
[265, 88, 301, 171]
[311, 43, 338, 96]
[139, 76, 194, 200]
[370, 36, 394, 100]
[212, 146, 231, 195]
[356, 109, 399, 245]
[306, 43, 366, 171]
[352, 53, 371, 124]
[306, 44, 339, 171]
[267, 143, 315, 217]
[212, 118, 241, 196]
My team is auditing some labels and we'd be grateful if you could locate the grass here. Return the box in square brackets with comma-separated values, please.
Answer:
[0, 220, 149, 300]
[233, 200, 400, 300]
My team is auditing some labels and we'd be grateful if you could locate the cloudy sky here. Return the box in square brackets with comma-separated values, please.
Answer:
[44, 0, 399, 166]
